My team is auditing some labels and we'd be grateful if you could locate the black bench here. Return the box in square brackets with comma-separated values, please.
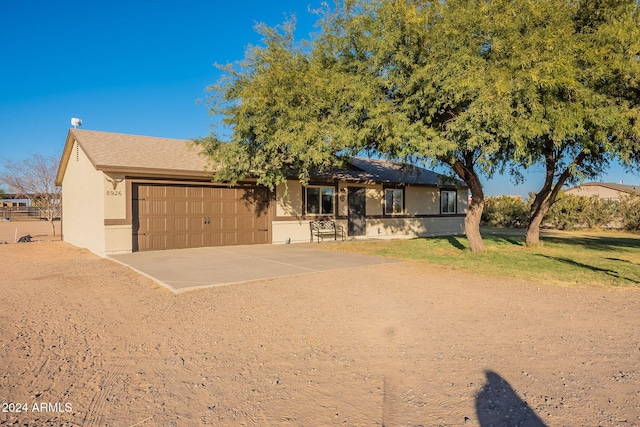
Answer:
[309, 220, 345, 243]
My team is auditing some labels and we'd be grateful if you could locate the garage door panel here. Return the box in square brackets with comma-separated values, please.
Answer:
[210, 217, 223, 230]
[148, 234, 168, 250]
[222, 217, 236, 229]
[210, 202, 221, 215]
[239, 216, 255, 229]
[223, 201, 236, 214]
[151, 217, 167, 231]
[211, 232, 236, 246]
[188, 201, 204, 214]
[134, 184, 271, 251]
[174, 217, 187, 231]
[173, 234, 188, 249]
[174, 202, 186, 215]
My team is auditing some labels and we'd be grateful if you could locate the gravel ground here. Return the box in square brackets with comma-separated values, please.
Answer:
[1, 241, 639, 426]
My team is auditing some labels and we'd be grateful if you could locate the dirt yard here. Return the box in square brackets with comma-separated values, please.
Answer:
[0, 220, 59, 244]
[1, 241, 639, 426]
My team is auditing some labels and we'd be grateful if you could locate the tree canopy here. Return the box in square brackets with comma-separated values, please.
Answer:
[197, 0, 640, 252]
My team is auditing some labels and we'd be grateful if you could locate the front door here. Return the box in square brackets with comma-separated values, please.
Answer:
[347, 187, 366, 236]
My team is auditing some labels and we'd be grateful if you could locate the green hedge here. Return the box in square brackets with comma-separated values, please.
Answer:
[481, 193, 640, 231]
[481, 196, 529, 228]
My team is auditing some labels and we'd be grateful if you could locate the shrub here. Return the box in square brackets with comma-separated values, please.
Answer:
[545, 192, 584, 230]
[481, 196, 528, 228]
[483, 191, 637, 231]
[619, 195, 640, 231]
[580, 196, 620, 229]
[545, 193, 622, 230]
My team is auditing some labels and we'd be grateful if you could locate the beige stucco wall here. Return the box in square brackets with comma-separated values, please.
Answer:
[366, 216, 464, 238]
[104, 225, 133, 254]
[103, 173, 126, 219]
[102, 173, 132, 254]
[276, 180, 303, 217]
[61, 141, 106, 256]
[276, 181, 468, 217]
[272, 220, 312, 244]
[406, 186, 439, 215]
[272, 216, 464, 244]
[566, 185, 624, 200]
[272, 182, 467, 243]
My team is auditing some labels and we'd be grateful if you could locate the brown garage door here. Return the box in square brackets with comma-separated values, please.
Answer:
[133, 184, 271, 251]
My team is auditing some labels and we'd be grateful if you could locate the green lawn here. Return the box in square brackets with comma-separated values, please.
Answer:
[327, 228, 640, 287]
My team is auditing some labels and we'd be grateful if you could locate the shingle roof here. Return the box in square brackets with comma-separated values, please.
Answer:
[73, 129, 207, 172]
[56, 129, 465, 188]
[312, 157, 461, 186]
[346, 158, 461, 186]
[576, 182, 640, 196]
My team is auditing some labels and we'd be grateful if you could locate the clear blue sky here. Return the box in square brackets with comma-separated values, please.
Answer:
[1, 0, 638, 196]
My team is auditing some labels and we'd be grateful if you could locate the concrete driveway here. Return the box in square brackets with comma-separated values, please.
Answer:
[110, 243, 397, 293]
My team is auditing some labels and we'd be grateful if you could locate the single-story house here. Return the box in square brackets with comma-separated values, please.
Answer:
[565, 182, 640, 201]
[55, 129, 468, 256]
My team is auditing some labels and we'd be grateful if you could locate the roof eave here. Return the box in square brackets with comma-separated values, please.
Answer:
[98, 165, 215, 179]
[55, 130, 77, 186]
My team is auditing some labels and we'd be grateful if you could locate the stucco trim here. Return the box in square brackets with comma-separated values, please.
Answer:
[105, 219, 130, 226]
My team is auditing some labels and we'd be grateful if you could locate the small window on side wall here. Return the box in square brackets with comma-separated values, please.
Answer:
[306, 186, 335, 216]
[385, 188, 404, 215]
[441, 190, 457, 214]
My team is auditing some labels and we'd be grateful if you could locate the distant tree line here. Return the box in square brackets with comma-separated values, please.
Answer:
[482, 193, 640, 231]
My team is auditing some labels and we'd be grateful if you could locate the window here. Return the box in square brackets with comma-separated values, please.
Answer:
[385, 188, 404, 215]
[306, 186, 335, 215]
[441, 190, 457, 214]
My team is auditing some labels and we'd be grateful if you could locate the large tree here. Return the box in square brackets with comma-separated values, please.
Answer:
[0, 154, 62, 236]
[493, 0, 640, 245]
[198, 0, 639, 252]
[198, 2, 519, 252]
[196, 19, 374, 187]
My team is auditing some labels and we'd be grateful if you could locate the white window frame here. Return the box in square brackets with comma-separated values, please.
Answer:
[440, 190, 457, 214]
[305, 186, 336, 216]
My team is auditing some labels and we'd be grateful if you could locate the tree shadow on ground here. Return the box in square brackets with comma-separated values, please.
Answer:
[479, 228, 526, 246]
[481, 227, 640, 251]
[446, 235, 466, 250]
[540, 235, 640, 252]
[605, 257, 640, 266]
[476, 370, 547, 427]
[536, 254, 640, 284]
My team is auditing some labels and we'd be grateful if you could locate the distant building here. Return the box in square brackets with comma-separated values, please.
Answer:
[565, 182, 640, 201]
[0, 194, 30, 207]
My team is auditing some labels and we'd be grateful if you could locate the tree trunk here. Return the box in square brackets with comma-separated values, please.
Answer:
[525, 206, 547, 246]
[526, 191, 550, 246]
[50, 218, 56, 237]
[526, 200, 554, 245]
[450, 158, 486, 253]
[525, 151, 587, 246]
[465, 197, 485, 252]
